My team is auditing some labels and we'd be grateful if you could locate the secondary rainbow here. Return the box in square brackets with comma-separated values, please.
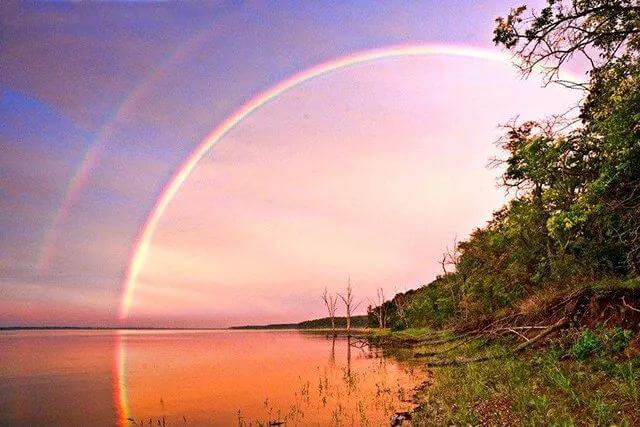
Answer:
[118, 43, 583, 318]
[37, 26, 220, 274]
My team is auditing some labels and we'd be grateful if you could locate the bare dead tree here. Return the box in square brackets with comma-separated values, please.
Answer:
[377, 288, 386, 329]
[439, 236, 460, 276]
[368, 287, 387, 329]
[338, 277, 361, 334]
[438, 253, 448, 276]
[322, 287, 338, 337]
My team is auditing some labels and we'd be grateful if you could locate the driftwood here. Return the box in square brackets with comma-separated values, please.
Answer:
[392, 287, 640, 367]
[424, 317, 569, 366]
[416, 312, 523, 348]
[622, 296, 640, 312]
[512, 317, 569, 352]
[349, 336, 371, 349]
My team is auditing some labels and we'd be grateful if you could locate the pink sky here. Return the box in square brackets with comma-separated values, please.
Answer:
[125, 55, 581, 327]
[2, 1, 593, 328]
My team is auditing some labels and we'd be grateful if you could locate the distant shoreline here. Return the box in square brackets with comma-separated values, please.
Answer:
[1, 315, 369, 332]
[229, 315, 368, 330]
[0, 326, 368, 333]
[0, 326, 228, 331]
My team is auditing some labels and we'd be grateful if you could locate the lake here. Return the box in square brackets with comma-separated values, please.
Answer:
[0, 330, 423, 426]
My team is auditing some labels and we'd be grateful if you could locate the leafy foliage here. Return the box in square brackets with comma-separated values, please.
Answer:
[572, 329, 601, 359]
[493, 0, 640, 83]
[379, 1, 640, 329]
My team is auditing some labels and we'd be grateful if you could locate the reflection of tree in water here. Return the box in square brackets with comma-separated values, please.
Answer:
[347, 336, 351, 378]
[329, 336, 336, 367]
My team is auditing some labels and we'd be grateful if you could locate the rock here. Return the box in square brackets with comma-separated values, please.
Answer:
[391, 411, 412, 426]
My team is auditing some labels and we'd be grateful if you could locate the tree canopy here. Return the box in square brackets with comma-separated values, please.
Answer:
[380, 1, 640, 329]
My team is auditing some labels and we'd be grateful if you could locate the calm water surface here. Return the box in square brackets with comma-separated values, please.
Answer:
[0, 330, 423, 426]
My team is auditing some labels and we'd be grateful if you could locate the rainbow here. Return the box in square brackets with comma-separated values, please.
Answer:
[118, 43, 583, 318]
[37, 26, 219, 274]
[37, 145, 102, 273]
[111, 332, 130, 426]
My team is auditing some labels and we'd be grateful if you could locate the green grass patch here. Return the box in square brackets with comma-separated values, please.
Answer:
[410, 328, 639, 426]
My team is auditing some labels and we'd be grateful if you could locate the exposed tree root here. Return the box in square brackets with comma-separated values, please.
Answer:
[512, 317, 569, 352]
[423, 317, 569, 366]
[369, 287, 640, 368]
[420, 286, 620, 366]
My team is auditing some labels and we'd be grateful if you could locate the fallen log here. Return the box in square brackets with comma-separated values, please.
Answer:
[424, 317, 569, 367]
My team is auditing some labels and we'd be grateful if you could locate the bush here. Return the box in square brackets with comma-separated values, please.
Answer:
[571, 326, 633, 360]
[572, 329, 601, 360]
[607, 327, 633, 353]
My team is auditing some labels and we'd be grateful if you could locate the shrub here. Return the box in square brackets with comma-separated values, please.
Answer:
[572, 329, 601, 360]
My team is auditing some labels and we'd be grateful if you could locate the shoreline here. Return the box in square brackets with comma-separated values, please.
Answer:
[358, 286, 640, 425]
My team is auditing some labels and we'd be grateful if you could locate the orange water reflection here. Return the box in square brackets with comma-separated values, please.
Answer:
[1, 330, 422, 426]
[0, 330, 118, 425]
